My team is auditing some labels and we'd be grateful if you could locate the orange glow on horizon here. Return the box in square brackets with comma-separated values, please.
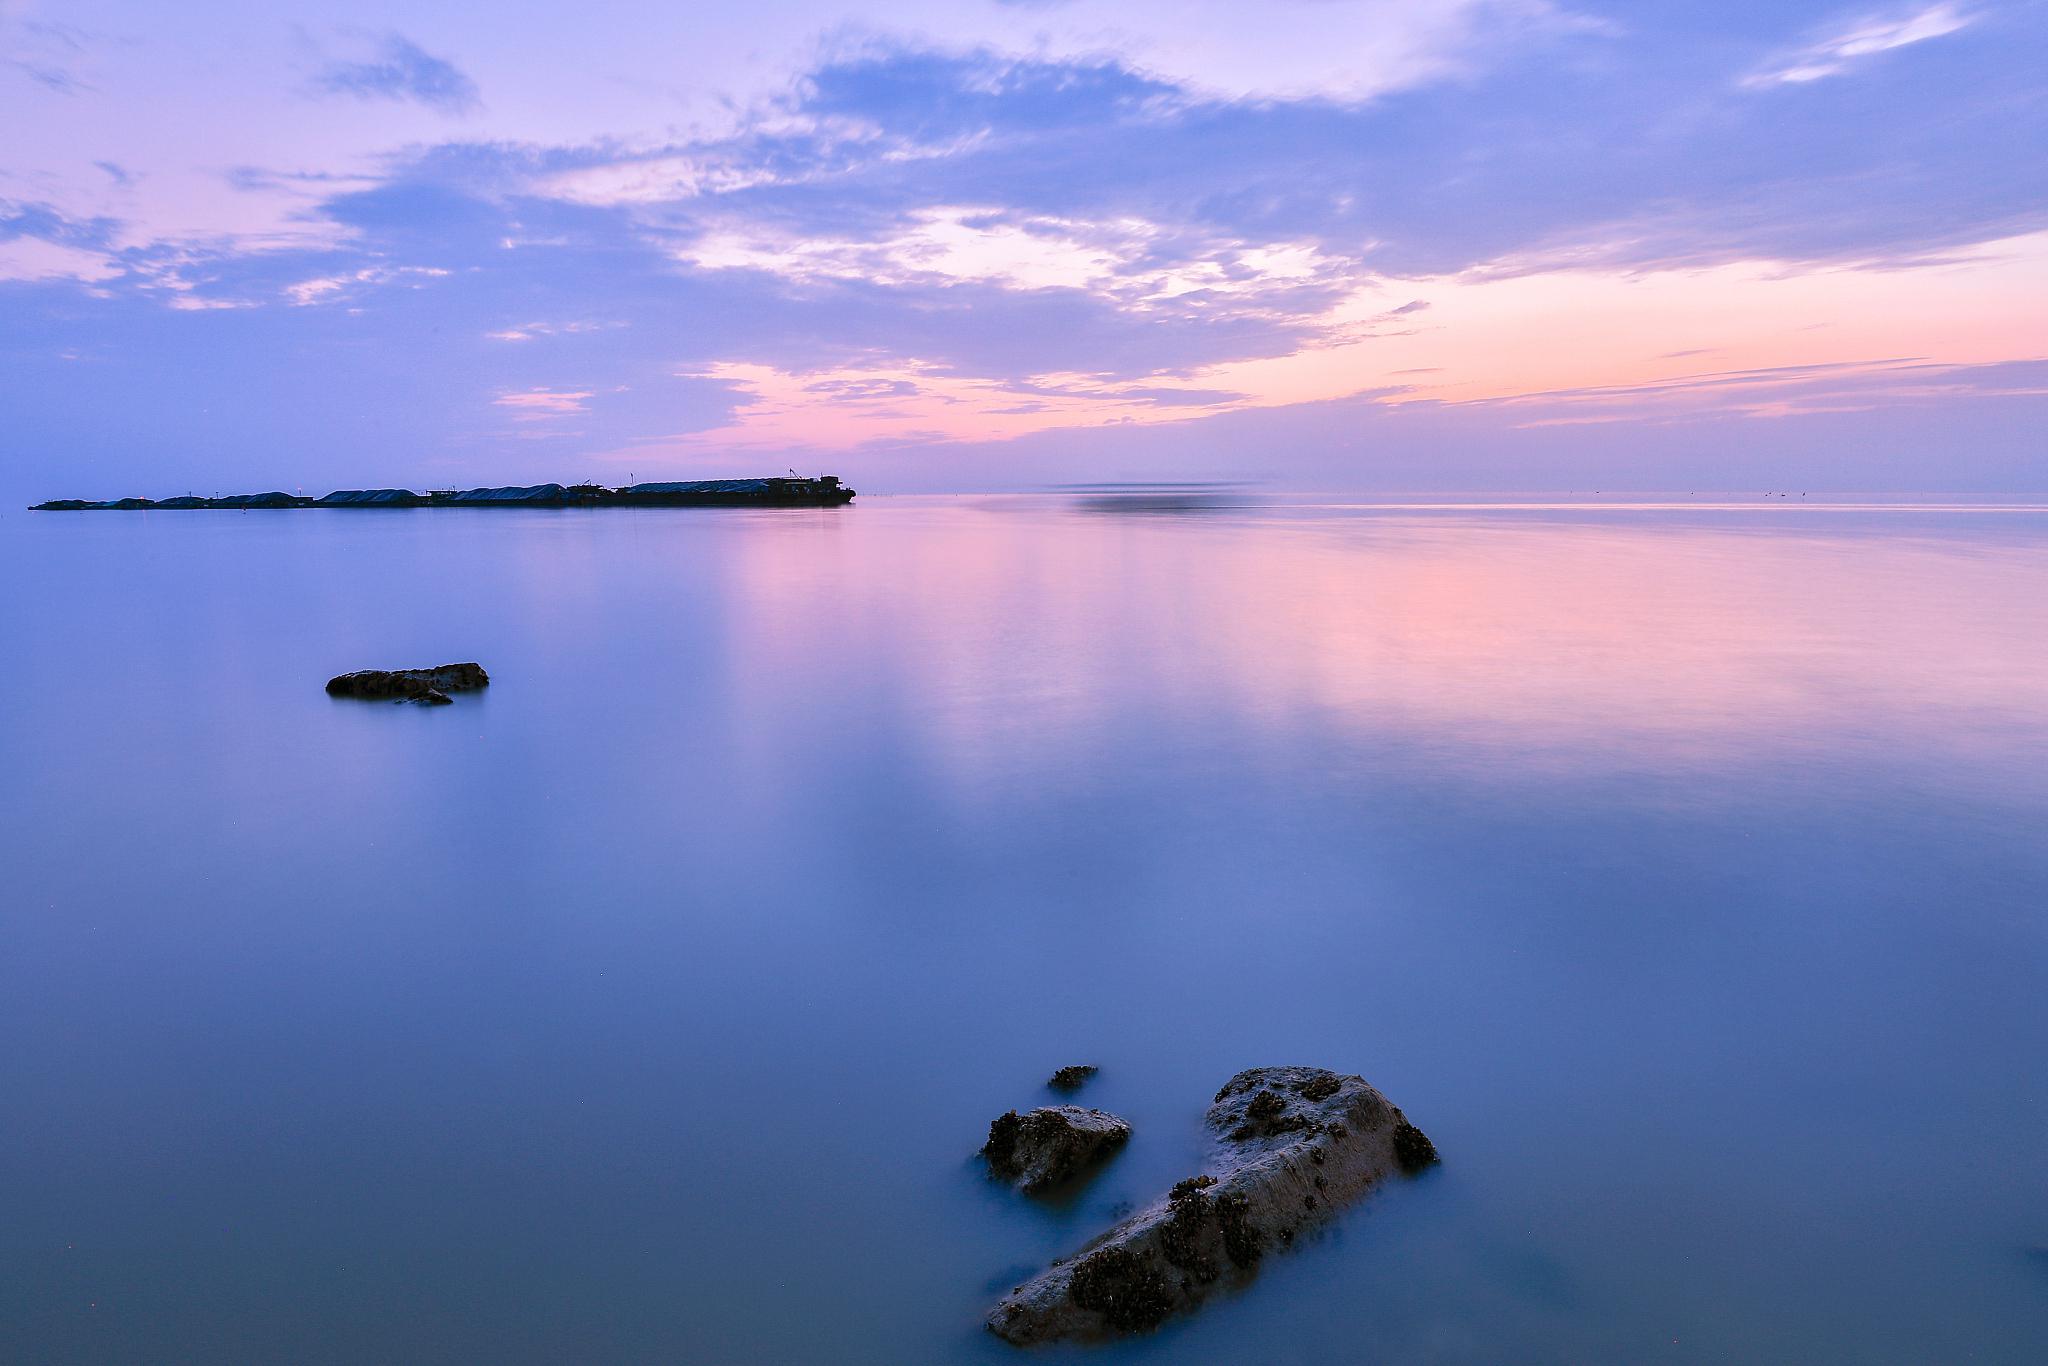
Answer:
[625, 231, 2048, 459]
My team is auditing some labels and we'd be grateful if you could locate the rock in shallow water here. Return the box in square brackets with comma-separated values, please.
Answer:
[983, 1106, 1131, 1194]
[986, 1066, 1437, 1344]
[1047, 1065, 1098, 1093]
[325, 663, 489, 703]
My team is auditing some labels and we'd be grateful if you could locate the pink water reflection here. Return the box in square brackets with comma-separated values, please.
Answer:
[720, 500, 2048, 797]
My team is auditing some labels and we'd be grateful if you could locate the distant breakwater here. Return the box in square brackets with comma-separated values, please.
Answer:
[31, 476, 854, 511]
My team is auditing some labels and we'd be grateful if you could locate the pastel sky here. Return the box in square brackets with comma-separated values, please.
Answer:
[3, 0, 2045, 495]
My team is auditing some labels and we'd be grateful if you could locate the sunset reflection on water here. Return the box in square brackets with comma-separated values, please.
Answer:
[3, 498, 2044, 1363]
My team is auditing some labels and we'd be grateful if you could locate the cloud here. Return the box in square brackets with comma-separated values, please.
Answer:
[284, 265, 449, 307]
[0, 201, 123, 283]
[0, 235, 122, 284]
[7, 22, 2048, 497]
[312, 34, 481, 114]
[498, 35, 2045, 286]
[1470, 356, 2048, 425]
[9, 59, 86, 92]
[931, 0, 1611, 105]
[656, 357, 1254, 453]
[1746, 4, 1974, 86]
[494, 388, 593, 418]
[6, 16, 97, 93]
[672, 205, 1350, 323]
[487, 320, 625, 342]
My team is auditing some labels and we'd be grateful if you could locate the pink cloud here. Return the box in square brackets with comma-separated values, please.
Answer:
[493, 388, 594, 419]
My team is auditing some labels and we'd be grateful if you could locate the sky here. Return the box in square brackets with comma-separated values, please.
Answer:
[3, 0, 2045, 496]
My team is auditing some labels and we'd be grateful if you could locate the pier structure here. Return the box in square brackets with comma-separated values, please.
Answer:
[32, 476, 855, 511]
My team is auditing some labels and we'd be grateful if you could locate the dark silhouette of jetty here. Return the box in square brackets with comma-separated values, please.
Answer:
[31, 476, 854, 512]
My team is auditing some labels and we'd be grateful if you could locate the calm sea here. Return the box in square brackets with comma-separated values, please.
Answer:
[3, 496, 2045, 1362]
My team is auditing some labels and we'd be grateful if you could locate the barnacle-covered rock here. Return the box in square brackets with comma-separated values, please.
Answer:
[982, 1106, 1131, 1194]
[326, 663, 489, 704]
[986, 1066, 1436, 1344]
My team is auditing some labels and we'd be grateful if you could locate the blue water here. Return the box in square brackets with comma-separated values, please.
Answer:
[3, 497, 2045, 1362]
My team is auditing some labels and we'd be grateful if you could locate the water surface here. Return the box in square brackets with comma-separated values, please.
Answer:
[3, 497, 2046, 1362]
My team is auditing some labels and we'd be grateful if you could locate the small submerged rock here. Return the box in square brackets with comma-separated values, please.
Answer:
[987, 1066, 1437, 1344]
[326, 662, 489, 705]
[1047, 1065, 1098, 1093]
[983, 1106, 1131, 1194]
